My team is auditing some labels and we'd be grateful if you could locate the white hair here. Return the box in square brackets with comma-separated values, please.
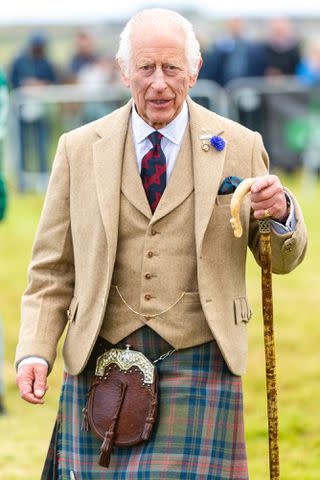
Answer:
[116, 8, 201, 77]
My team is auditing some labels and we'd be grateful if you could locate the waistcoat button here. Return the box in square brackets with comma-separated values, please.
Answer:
[147, 251, 154, 258]
[145, 273, 152, 279]
[144, 294, 152, 301]
[151, 229, 157, 236]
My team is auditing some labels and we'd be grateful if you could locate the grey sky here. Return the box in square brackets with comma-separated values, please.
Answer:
[1, 0, 320, 24]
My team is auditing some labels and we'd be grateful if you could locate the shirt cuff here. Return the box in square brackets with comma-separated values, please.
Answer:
[18, 356, 48, 370]
[270, 193, 297, 234]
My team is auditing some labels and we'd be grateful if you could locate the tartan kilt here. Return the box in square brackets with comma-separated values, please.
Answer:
[42, 327, 248, 479]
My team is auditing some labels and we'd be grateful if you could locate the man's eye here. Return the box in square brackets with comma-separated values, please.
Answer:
[141, 65, 153, 71]
[164, 65, 179, 73]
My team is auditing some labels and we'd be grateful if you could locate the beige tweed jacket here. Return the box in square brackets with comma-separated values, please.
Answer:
[15, 98, 307, 376]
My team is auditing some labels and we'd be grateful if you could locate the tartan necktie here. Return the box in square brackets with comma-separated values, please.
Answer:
[141, 131, 167, 213]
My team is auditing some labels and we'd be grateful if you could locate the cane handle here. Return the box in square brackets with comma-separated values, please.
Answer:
[230, 177, 257, 238]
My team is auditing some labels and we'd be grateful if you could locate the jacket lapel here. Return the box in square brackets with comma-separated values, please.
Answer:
[188, 98, 228, 257]
[93, 101, 132, 258]
[121, 125, 152, 219]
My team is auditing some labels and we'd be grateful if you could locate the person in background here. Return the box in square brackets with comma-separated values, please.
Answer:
[9, 33, 57, 182]
[199, 17, 265, 86]
[66, 31, 115, 124]
[296, 39, 320, 86]
[10, 32, 57, 89]
[0, 66, 9, 415]
[69, 31, 99, 79]
[76, 56, 115, 123]
[263, 18, 301, 77]
[68, 30, 119, 85]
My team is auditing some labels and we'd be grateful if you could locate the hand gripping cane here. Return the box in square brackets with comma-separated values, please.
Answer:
[230, 178, 280, 480]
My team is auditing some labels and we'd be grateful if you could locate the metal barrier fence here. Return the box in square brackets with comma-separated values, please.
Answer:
[8, 79, 229, 192]
[9, 84, 130, 191]
[7, 77, 320, 192]
[226, 76, 320, 177]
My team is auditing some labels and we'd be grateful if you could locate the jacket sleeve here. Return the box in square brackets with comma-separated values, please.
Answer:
[248, 132, 308, 274]
[15, 134, 75, 371]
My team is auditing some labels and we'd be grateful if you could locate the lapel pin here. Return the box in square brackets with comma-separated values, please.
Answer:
[201, 143, 209, 152]
[199, 134, 226, 152]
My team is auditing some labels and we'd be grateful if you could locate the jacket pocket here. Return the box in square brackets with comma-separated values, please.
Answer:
[67, 296, 79, 323]
[234, 297, 252, 324]
[215, 193, 233, 206]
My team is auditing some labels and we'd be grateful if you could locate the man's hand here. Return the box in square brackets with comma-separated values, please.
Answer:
[16, 363, 48, 404]
[250, 175, 288, 222]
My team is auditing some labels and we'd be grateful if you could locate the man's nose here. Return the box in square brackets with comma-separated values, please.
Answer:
[151, 67, 167, 91]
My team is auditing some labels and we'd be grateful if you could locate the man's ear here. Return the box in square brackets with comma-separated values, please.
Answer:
[117, 59, 130, 88]
[189, 58, 203, 88]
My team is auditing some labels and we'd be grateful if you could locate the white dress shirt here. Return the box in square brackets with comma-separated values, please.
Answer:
[131, 101, 189, 180]
[18, 102, 295, 369]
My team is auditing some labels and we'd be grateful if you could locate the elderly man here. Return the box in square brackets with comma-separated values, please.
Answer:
[16, 9, 307, 479]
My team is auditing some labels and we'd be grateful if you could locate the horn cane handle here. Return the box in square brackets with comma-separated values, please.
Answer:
[230, 177, 257, 237]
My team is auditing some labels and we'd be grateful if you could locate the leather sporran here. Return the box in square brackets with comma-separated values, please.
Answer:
[82, 346, 158, 467]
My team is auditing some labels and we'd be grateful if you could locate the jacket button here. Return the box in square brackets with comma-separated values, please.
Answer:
[147, 251, 154, 258]
[145, 273, 152, 279]
[151, 229, 157, 236]
[144, 294, 152, 301]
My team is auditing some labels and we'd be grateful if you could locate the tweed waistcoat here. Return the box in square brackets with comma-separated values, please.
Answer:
[99, 125, 213, 349]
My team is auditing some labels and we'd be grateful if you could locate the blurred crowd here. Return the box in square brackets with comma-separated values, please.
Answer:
[2, 30, 121, 187]
[1, 16, 320, 183]
[6, 29, 119, 94]
[199, 17, 320, 86]
[3, 17, 320, 96]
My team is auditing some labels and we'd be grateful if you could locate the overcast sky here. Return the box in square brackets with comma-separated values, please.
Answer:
[2, 0, 320, 24]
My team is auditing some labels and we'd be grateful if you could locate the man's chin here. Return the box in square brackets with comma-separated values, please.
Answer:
[146, 112, 176, 129]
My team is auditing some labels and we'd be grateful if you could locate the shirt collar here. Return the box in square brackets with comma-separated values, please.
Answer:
[131, 101, 189, 146]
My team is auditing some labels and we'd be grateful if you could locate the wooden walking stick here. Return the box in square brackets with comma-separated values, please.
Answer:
[230, 178, 280, 480]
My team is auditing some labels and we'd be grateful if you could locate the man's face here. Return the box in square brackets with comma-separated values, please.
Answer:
[119, 26, 200, 129]
[31, 44, 45, 57]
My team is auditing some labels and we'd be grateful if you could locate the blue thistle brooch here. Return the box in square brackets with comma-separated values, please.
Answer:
[199, 134, 226, 152]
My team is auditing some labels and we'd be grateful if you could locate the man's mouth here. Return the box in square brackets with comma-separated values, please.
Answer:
[149, 99, 172, 105]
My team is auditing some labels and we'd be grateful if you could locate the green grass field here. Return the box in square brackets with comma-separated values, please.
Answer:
[0, 175, 319, 479]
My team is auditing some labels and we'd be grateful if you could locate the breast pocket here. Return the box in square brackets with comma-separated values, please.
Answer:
[215, 193, 233, 206]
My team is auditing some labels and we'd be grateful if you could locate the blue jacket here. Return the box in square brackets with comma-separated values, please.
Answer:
[9, 51, 56, 88]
